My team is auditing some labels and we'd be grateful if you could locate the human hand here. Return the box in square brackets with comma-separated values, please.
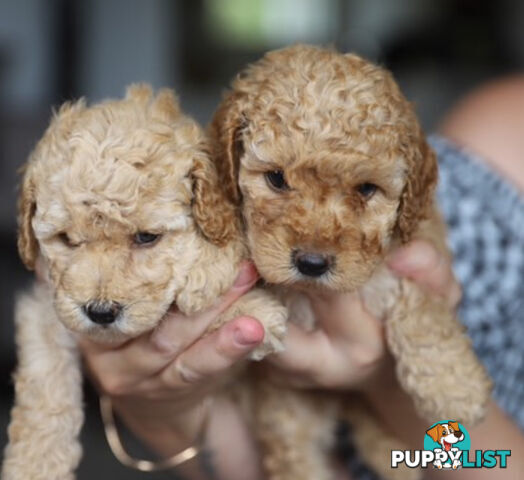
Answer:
[266, 240, 462, 391]
[80, 261, 264, 439]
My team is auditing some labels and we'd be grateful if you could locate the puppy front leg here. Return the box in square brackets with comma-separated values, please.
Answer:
[210, 288, 288, 360]
[2, 285, 83, 480]
[386, 280, 492, 425]
[254, 384, 337, 480]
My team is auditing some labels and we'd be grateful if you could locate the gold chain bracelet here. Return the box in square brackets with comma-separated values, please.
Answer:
[99, 395, 211, 472]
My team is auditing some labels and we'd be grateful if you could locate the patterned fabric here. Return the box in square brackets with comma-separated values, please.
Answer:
[346, 134, 524, 479]
[432, 134, 524, 425]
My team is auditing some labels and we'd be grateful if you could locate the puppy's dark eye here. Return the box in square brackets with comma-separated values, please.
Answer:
[356, 183, 378, 199]
[265, 170, 289, 191]
[58, 232, 78, 247]
[133, 232, 161, 246]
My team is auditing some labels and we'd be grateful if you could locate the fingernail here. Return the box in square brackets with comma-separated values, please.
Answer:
[234, 327, 262, 346]
[233, 262, 258, 288]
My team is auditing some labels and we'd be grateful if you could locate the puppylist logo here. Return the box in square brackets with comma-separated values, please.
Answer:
[391, 420, 511, 471]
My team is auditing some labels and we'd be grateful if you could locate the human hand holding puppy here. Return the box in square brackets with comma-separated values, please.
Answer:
[79, 261, 267, 479]
[266, 239, 462, 391]
[79, 239, 459, 480]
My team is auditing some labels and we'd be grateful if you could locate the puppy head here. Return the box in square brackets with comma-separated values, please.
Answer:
[210, 45, 437, 291]
[18, 85, 237, 341]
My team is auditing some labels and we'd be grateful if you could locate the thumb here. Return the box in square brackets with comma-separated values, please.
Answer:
[267, 322, 329, 374]
[308, 291, 384, 348]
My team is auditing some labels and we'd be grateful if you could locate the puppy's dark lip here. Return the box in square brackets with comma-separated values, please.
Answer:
[291, 279, 335, 293]
[261, 274, 332, 292]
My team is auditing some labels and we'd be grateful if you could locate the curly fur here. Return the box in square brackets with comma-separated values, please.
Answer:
[2, 85, 287, 480]
[210, 45, 492, 480]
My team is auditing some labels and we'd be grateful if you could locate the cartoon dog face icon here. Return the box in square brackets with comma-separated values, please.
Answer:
[426, 421, 465, 469]
[426, 421, 465, 451]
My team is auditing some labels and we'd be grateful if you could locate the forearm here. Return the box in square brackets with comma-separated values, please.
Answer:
[113, 394, 263, 480]
[366, 381, 524, 479]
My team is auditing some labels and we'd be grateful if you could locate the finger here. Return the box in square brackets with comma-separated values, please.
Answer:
[149, 260, 259, 352]
[386, 240, 462, 307]
[267, 321, 385, 389]
[157, 316, 264, 387]
[81, 307, 215, 392]
[308, 291, 384, 347]
[81, 261, 259, 392]
[267, 322, 330, 375]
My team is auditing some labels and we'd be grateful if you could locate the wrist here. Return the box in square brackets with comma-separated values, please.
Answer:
[100, 394, 215, 480]
[112, 395, 210, 455]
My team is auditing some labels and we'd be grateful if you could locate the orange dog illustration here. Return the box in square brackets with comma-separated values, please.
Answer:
[426, 422, 465, 469]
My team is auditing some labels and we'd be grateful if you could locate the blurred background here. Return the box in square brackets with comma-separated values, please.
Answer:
[0, 0, 523, 478]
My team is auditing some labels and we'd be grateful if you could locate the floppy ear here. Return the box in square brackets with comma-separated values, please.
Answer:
[17, 164, 38, 270]
[191, 150, 240, 247]
[426, 424, 443, 443]
[17, 99, 86, 271]
[208, 91, 248, 206]
[449, 421, 460, 431]
[395, 135, 438, 242]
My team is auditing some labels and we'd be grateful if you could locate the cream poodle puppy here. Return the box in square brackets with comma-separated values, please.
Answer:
[210, 45, 492, 480]
[2, 85, 287, 480]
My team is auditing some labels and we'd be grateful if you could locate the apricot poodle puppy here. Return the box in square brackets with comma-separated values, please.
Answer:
[2, 85, 286, 480]
[210, 45, 492, 480]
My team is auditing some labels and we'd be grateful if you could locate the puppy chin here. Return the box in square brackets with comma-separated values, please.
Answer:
[53, 308, 127, 344]
[255, 261, 344, 292]
[286, 272, 361, 293]
[54, 294, 168, 344]
[60, 311, 162, 344]
[257, 259, 376, 293]
[78, 322, 130, 344]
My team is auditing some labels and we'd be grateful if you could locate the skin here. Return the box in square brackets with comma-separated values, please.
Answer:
[438, 75, 524, 193]
[81, 77, 524, 480]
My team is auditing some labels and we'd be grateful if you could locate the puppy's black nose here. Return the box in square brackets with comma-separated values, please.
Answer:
[83, 301, 122, 325]
[293, 251, 332, 277]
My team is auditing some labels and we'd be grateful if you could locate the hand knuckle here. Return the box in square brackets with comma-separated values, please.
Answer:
[100, 376, 127, 396]
[173, 359, 203, 385]
[150, 337, 180, 357]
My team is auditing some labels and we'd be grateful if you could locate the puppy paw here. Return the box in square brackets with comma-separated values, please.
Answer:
[248, 302, 287, 360]
[213, 288, 288, 360]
